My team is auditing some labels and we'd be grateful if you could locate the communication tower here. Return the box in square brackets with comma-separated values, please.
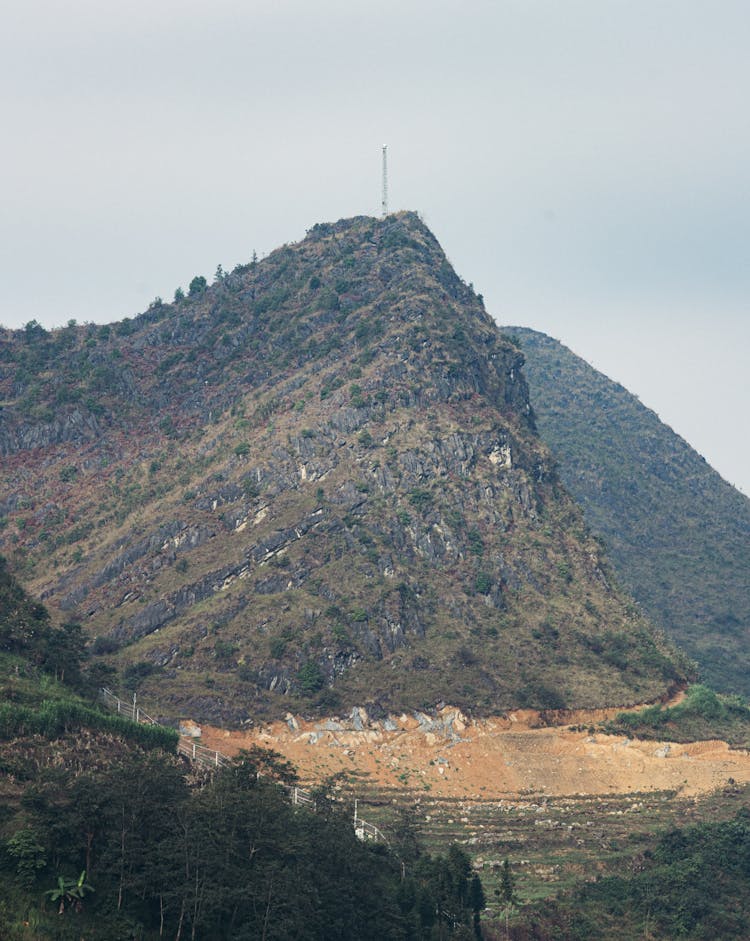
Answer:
[381, 145, 388, 217]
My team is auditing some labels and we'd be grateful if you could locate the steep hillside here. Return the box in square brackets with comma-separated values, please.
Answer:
[0, 214, 689, 721]
[505, 327, 750, 695]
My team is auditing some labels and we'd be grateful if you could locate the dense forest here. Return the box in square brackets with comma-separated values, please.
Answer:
[2, 745, 487, 940]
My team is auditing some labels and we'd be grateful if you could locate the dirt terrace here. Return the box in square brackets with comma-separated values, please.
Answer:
[199, 701, 750, 799]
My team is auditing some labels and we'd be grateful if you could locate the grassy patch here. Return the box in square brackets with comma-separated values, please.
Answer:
[602, 684, 750, 748]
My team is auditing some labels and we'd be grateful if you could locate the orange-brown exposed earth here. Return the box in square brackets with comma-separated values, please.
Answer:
[199, 699, 750, 800]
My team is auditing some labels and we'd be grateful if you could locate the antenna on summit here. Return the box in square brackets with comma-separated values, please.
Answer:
[381, 145, 388, 217]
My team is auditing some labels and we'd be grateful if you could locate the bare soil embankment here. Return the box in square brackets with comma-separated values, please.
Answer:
[199, 699, 750, 799]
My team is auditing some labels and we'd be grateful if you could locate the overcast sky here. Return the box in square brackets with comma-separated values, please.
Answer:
[2, 1, 748, 492]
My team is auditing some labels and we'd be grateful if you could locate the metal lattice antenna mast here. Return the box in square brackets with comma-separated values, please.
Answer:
[381, 145, 388, 217]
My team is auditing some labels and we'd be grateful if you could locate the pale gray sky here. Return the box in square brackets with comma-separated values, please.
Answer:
[2, 1, 748, 491]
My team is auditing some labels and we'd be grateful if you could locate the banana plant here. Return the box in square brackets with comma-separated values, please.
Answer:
[45, 870, 94, 914]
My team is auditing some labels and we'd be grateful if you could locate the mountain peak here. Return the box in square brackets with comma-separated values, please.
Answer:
[0, 221, 690, 722]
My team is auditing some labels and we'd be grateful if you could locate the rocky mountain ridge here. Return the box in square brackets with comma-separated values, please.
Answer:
[0, 213, 689, 721]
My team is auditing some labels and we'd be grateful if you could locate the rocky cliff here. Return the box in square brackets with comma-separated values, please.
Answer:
[0, 214, 690, 721]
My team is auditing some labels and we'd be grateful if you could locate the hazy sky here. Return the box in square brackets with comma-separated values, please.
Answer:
[2, 1, 748, 492]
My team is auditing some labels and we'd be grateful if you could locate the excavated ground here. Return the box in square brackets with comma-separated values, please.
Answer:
[199, 697, 750, 800]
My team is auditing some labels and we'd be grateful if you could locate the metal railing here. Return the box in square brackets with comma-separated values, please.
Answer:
[355, 818, 386, 842]
[285, 784, 316, 808]
[354, 798, 386, 843]
[100, 687, 157, 726]
[177, 738, 231, 769]
[100, 688, 231, 770]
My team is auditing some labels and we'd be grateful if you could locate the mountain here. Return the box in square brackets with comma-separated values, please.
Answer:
[0, 213, 689, 722]
[504, 326, 750, 696]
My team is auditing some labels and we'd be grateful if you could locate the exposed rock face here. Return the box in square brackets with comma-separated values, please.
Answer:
[0, 213, 690, 721]
[0, 407, 103, 456]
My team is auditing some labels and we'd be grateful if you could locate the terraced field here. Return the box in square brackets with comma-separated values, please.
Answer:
[344, 780, 750, 920]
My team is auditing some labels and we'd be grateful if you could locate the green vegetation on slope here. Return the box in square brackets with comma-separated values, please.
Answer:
[0, 554, 176, 751]
[0, 691, 178, 751]
[1, 748, 486, 940]
[0, 554, 83, 686]
[515, 810, 750, 940]
[504, 326, 750, 695]
[603, 683, 750, 748]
